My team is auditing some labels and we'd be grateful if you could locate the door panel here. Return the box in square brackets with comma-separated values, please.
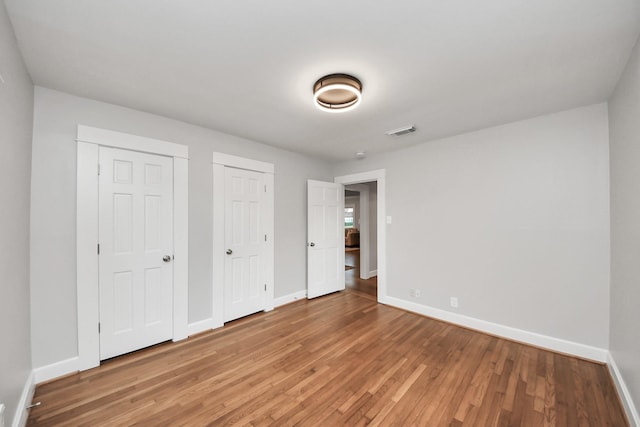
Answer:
[99, 147, 174, 360]
[224, 167, 266, 322]
[307, 180, 345, 299]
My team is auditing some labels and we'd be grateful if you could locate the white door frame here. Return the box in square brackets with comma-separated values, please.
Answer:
[335, 170, 386, 303]
[76, 125, 189, 371]
[212, 153, 274, 327]
[344, 184, 371, 279]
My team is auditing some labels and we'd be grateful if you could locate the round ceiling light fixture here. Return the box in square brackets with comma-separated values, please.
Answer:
[313, 73, 362, 113]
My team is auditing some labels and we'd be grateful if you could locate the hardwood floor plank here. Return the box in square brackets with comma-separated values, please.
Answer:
[27, 290, 629, 426]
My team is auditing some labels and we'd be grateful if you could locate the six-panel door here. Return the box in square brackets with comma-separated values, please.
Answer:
[307, 180, 345, 299]
[98, 147, 174, 360]
[223, 167, 266, 322]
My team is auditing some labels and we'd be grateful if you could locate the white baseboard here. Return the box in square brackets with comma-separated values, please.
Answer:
[33, 320, 228, 386]
[12, 371, 34, 427]
[187, 318, 222, 336]
[382, 296, 608, 362]
[275, 290, 307, 307]
[33, 357, 80, 384]
[360, 270, 378, 280]
[608, 352, 640, 427]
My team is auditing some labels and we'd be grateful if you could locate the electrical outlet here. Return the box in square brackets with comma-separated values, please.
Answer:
[409, 289, 415, 298]
[414, 289, 421, 298]
[450, 297, 458, 308]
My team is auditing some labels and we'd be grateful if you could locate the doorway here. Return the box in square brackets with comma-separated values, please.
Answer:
[335, 169, 386, 303]
[344, 182, 378, 299]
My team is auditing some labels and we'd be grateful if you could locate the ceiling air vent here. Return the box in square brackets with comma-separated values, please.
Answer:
[385, 125, 416, 137]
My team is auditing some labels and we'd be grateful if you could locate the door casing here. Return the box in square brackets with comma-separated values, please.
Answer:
[76, 125, 189, 371]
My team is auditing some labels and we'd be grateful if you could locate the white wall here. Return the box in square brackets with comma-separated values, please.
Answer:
[333, 104, 611, 349]
[609, 33, 640, 421]
[0, 1, 33, 422]
[30, 87, 332, 369]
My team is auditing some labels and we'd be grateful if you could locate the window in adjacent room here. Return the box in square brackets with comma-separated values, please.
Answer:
[345, 207, 355, 228]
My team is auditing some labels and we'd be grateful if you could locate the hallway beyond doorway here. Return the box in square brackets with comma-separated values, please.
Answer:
[345, 249, 377, 299]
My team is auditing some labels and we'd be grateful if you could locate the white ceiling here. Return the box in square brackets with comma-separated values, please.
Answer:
[5, 0, 640, 161]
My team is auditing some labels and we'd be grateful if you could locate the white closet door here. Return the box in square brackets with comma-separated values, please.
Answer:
[99, 147, 174, 360]
[224, 167, 266, 322]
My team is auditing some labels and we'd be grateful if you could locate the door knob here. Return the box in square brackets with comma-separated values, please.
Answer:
[226, 249, 233, 255]
[309, 242, 315, 247]
[163, 255, 172, 262]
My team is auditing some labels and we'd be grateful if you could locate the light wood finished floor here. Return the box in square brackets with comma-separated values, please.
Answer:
[345, 248, 377, 299]
[28, 291, 627, 426]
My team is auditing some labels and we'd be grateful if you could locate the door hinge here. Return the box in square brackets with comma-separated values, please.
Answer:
[97, 164, 101, 175]
[97, 243, 100, 254]
[264, 184, 266, 192]
[264, 234, 267, 242]
[264, 284, 267, 291]
[98, 322, 101, 333]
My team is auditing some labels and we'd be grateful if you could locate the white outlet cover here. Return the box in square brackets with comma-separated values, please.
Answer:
[450, 297, 459, 308]
[386, 216, 392, 224]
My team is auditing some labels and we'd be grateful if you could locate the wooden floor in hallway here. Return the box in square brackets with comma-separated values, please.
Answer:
[345, 248, 377, 299]
[27, 290, 628, 426]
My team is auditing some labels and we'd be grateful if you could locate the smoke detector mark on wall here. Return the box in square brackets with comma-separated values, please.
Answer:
[385, 125, 416, 137]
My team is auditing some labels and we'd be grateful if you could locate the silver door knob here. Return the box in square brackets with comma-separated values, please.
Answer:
[226, 249, 233, 255]
[309, 242, 315, 247]
[163, 255, 171, 262]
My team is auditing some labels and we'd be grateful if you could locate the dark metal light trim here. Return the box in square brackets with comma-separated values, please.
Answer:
[313, 74, 362, 113]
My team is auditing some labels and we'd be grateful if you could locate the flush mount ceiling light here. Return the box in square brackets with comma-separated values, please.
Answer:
[313, 74, 362, 113]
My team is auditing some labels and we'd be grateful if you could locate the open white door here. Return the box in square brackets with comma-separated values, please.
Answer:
[307, 180, 345, 299]
[98, 147, 174, 360]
